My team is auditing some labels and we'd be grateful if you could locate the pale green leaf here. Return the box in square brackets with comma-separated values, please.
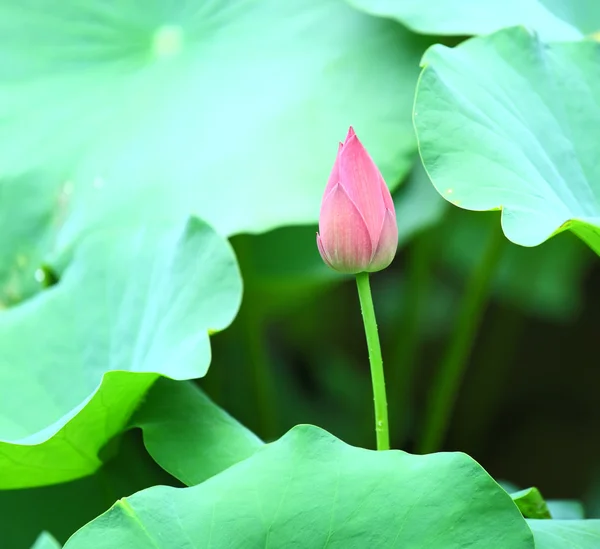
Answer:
[528, 519, 600, 548]
[346, 0, 600, 39]
[31, 532, 61, 549]
[547, 500, 586, 520]
[414, 27, 600, 255]
[0, 0, 429, 238]
[64, 425, 534, 549]
[0, 218, 241, 488]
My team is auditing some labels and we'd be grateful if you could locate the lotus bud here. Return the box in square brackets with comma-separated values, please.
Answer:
[317, 127, 398, 274]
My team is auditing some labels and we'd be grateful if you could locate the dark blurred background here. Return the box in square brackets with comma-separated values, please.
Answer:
[205, 164, 600, 514]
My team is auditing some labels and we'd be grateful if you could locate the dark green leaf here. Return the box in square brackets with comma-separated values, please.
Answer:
[132, 378, 262, 486]
[1, 430, 178, 549]
[512, 487, 552, 519]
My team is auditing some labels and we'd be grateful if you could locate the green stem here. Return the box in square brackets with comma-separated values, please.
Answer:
[246, 317, 277, 440]
[418, 221, 505, 454]
[233, 235, 278, 441]
[356, 272, 390, 451]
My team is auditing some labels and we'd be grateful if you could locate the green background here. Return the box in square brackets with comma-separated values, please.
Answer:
[1, 1, 600, 547]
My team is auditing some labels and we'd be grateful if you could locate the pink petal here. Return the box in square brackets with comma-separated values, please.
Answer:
[338, 131, 386, 248]
[344, 126, 356, 144]
[367, 208, 398, 272]
[316, 233, 333, 268]
[318, 184, 373, 274]
[322, 142, 343, 198]
[380, 175, 396, 213]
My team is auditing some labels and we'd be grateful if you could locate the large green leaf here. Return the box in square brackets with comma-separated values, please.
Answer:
[0, 1, 429, 239]
[64, 425, 534, 548]
[414, 26, 600, 255]
[346, 0, 600, 39]
[0, 218, 241, 488]
[528, 519, 600, 548]
[132, 378, 263, 486]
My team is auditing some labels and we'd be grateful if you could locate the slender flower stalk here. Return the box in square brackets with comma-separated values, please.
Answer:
[317, 127, 397, 450]
[356, 272, 389, 450]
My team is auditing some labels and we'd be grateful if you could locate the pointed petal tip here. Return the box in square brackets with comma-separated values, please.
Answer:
[344, 126, 356, 144]
[336, 129, 387, 237]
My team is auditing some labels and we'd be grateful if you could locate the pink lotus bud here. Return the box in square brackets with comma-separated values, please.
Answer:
[317, 127, 398, 274]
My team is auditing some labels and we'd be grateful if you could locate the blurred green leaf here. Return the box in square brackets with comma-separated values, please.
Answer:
[132, 378, 263, 486]
[499, 480, 521, 493]
[527, 519, 600, 548]
[414, 27, 600, 255]
[547, 500, 586, 520]
[31, 533, 61, 549]
[64, 425, 533, 548]
[512, 487, 552, 519]
[0, 1, 430, 239]
[232, 226, 341, 315]
[0, 218, 241, 488]
[505, 483, 586, 520]
[442, 209, 592, 320]
[346, 0, 600, 39]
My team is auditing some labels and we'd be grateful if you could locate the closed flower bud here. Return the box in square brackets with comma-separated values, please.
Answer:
[317, 127, 398, 274]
